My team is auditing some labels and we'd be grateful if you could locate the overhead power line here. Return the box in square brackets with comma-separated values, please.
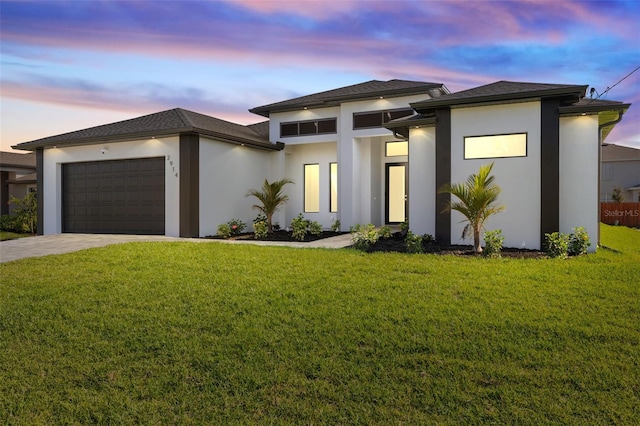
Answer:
[589, 65, 640, 101]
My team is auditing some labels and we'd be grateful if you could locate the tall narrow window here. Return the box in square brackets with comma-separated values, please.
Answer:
[304, 164, 320, 212]
[330, 163, 338, 213]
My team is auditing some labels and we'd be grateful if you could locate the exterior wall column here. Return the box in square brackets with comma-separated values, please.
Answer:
[179, 133, 199, 237]
[435, 109, 451, 245]
[540, 99, 560, 243]
[0, 171, 9, 216]
[408, 126, 437, 236]
[36, 148, 44, 235]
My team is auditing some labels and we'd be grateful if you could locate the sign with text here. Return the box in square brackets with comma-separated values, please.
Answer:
[600, 203, 640, 227]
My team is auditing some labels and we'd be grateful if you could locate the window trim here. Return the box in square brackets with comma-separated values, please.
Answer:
[463, 132, 528, 160]
[304, 163, 320, 213]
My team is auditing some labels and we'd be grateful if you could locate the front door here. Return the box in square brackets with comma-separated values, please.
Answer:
[385, 163, 407, 224]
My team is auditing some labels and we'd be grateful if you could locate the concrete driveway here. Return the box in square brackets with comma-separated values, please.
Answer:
[0, 233, 353, 263]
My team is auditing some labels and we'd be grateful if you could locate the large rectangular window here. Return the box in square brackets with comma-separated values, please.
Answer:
[280, 118, 337, 138]
[304, 164, 320, 212]
[330, 163, 338, 213]
[464, 133, 527, 159]
[353, 108, 413, 129]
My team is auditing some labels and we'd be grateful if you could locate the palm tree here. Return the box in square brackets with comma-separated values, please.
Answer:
[246, 178, 294, 232]
[438, 163, 505, 253]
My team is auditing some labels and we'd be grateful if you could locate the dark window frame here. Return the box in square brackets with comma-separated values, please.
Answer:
[353, 108, 414, 130]
[280, 118, 337, 138]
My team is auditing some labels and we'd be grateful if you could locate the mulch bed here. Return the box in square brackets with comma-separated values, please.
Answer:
[204, 230, 347, 243]
[368, 233, 546, 258]
[206, 230, 546, 258]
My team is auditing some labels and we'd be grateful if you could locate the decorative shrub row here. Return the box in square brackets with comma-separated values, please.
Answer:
[544, 227, 591, 259]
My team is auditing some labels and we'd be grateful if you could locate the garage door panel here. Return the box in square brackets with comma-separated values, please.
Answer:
[63, 157, 165, 235]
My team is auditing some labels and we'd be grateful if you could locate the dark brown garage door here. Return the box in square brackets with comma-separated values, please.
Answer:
[63, 157, 165, 234]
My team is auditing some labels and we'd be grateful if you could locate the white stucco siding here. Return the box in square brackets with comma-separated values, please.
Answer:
[283, 142, 337, 228]
[559, 115, 599, 251]
[42, 137, 180, 236]
[408, 126, 437, 236]
[199, 137, 274, 237]
[450, 102, 542, 249]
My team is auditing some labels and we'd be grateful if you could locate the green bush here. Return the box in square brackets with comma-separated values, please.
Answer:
[5, 192, 37, 234]
[291, 214, 309, 241]
[216, 223, 231, 239]
[331, 219, 341, 232]
[404, 231, 423, 254]
[483, 229, 504, 258]
[378, 226, 392, 239]
[0, 215, 22, 233]
[568, 227, 591, 256]
[423, 234, 435, 245]
[545, 232, 570, 259]
[350, 224, 379, 251]
[400, 219, 409, 232]
[253, 221, 268, 239]
[227, 219, 246, 236]
[309, 221, 323, 236]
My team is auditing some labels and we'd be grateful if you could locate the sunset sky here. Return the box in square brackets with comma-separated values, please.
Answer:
[2, 0, 639, 152]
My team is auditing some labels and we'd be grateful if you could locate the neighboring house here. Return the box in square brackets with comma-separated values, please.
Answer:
[600, 144, 640, 202]
[13, 79, 631, 251]
[0, 151, 37, 215]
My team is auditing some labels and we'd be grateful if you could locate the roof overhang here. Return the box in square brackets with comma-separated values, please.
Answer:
[411, 85, 588, 113]
[13, 128, 284, 152]
[250, 83, 448, 118]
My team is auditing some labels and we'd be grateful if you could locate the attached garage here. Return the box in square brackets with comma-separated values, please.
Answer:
[62, 157, 165, 235]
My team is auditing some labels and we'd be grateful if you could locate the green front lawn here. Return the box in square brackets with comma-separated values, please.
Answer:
[1, 225, 638, 424]
[0, 231, 33, 241]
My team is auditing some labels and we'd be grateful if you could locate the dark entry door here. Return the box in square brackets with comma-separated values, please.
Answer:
[62, 157, 165, 234]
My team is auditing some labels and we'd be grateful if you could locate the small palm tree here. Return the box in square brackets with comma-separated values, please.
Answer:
[438, 163, 505, 253]
[246, 178, 294, 232]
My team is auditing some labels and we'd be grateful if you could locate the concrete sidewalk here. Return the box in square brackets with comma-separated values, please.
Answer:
[0, 233, 353, 263]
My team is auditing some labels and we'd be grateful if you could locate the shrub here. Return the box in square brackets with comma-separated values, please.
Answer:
[291, 214, 309, 241]
[400, 219, 409, 233]
[217, 223, 231, 239]
[253, 221, 268, 239]
[483, 229, 504, 258]
[0, 215, 22, 233]
[309, 221, 323, 236]
[545, 232, 570, 259]
[423, 234, 435, 245]
[379, 225, 392, 239]
[351, 224, 379, 251]
[227, 219, 246, 236]
[405, 231, 423, 254]
[331, 219, 341, 232]
[253, 214, 267, 224]
[568, 227, 591, 256]
[7, 192, 37, 234]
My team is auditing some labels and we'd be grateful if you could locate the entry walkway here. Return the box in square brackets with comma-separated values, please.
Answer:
[0, 233, 354, 263]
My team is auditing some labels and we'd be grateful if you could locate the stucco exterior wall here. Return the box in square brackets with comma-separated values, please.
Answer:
[408, 126, 437, 236]
[283, 142, 337, 228]
[559, 115, 599, 251]
[450, 101, 542, 249]
[42, 137, 181, 236]
[199, 137, 274, 237]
